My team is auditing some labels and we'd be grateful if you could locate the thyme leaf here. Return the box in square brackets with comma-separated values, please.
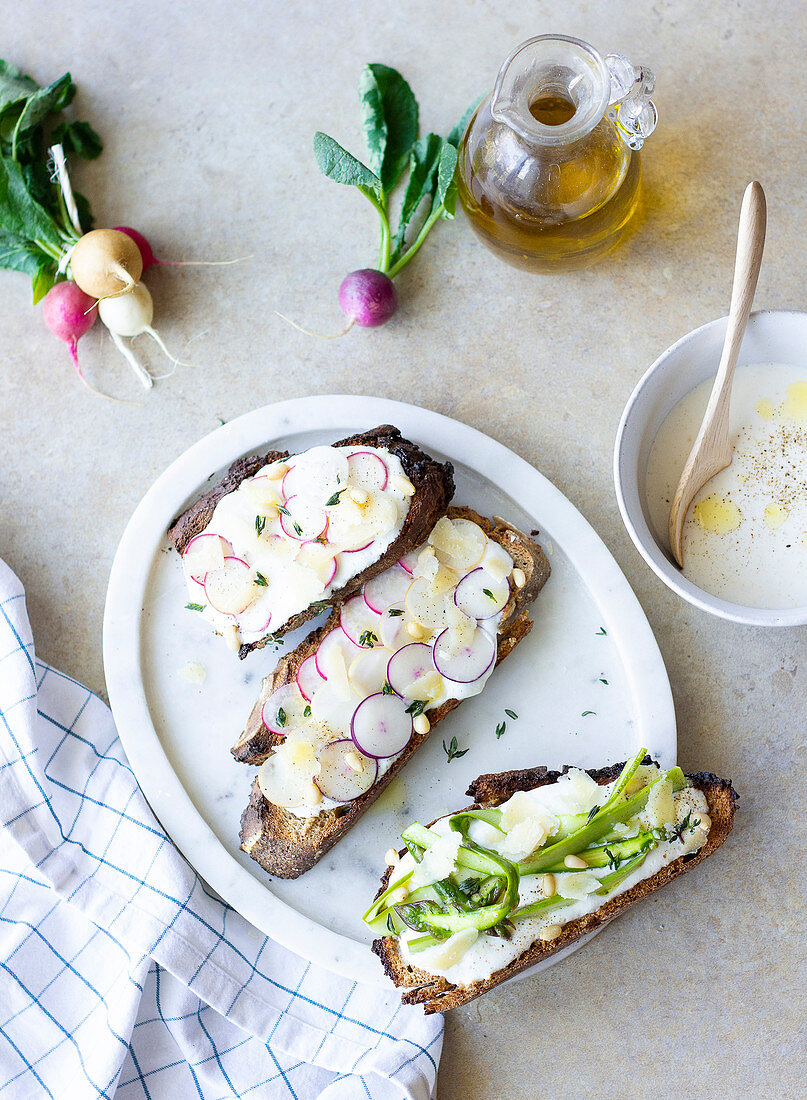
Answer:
[442, 735, 469, 762]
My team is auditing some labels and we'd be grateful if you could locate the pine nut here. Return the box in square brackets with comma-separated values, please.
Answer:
[406, 621, 426, 640]
[512, 567, 526, 588]
[385, 848, 400, 867]
[344, 751, 364, 773]
[540, 924, 563, 942]
[413, 714, 430, 736]
[265, 462, 288, 480]
[224, 624, 241, 652]
[542, 873, 556, 898]
[693, 813, 712, 832]
[348, 487, 368, 504]
[388, 887, 409, 906]
[393, 475, 415, 497]
[564, 854, 588, 869]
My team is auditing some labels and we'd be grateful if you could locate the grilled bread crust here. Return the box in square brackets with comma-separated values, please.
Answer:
[235, 508, 551, 877]
[168, 425, 455, 659]
[372, 761, 738, 1013]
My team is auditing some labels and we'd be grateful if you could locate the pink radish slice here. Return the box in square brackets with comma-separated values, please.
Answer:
[182, 533, 232, 580]
[433, 627, 496, 684]
[296, 542, 337, 586]
[237, 601, 272, 637]
[379, 607, 409, 649]
[342, 539, 375, 554]
[363, 564, 412, 614]
[314, 739, 378, 801]
[261, 683, 309, 734]
[386, 643, 436, 697]
[397, 549, 420, 575]
[348, 647, 391, 698]
[315, 627, 362, 681]
[347, 450, 389, 491]
[351, 693, 413, 758]
[297, 655, 326, 701]
[454, 569, 510, 619]
[281, 447, 349, 502]
[203, 557, 256, 615]
[340, 595, 383, 648]
[280, 495, 328, 542]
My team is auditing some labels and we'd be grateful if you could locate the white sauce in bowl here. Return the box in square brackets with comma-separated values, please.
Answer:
[646, 362, 807, 609]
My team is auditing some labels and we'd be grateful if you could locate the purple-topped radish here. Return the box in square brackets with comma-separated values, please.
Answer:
[204, 556, 256, 615]
[261, 683, 308, 734]
[339, 269, 397, 329]
[347, 450, 389, 491]
[363, 565, 411, 614]
[386, 643, 436, 697]
[280, 495, 328, 542]
[315, 739, 378, 801]
[297, 654, 326, 702]
[351, 692, 413, 758]
[454, 569, 510, 619]
[433, 627, 496, 684]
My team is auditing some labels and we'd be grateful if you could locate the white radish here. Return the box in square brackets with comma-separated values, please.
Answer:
[261, 683, 309, 734]
[315, 739, 377, 801]
[257, 742, 320, 809]
[363, 564, 411, 614]
[280, 495, 328, 541]
[347, 450, 389, 491]
[203, 556, 257, 615]
[386, 643, 436, 697]
[340, 595, 383, 648]
[98, 281, 184, 389]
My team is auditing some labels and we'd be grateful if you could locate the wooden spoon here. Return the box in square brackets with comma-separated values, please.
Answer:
[668, 180, 767, 567]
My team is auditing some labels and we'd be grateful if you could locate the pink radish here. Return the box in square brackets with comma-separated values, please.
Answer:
[297, 654, 326, 702]
[314, 739, 377, 801]
[339, 270, 397, 328]
[203, 556, 255, 615]
[182, 533, 232, 580]
[363, 565, 411, 614]
[340, 595, 383, 648]
[41, 281, 100, 393]
[280, 495, 328, 542]
[315, 628, 361, 681]
[347, 450, 389, 491]
[114, 226, 247, 271]
[261, 683, 308, 734]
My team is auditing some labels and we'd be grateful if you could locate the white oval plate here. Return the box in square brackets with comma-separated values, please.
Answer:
[103, 395, 675, 986]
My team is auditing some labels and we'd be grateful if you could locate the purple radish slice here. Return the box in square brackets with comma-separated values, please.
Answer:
[297, 654, 326, 701]
[386, 643, 436, 697]
[380, 607, 409, 649]
[347, 450, 389, 491]
[204, 556, 256, 615]
[340, 594, 383, 648]
[351, 693, 413, 758]
[281, 446, 349, 502]
[454, 568, 510, 619]
[348, 647, 391, 698]
[182, 533, 232, 580]
[432, 627, 496, 684]
[363, 564, 412, 614]
[280, 494, 328, 542]
[315, 627, 362, 682]
[314, 739, 378, 801]
[237, 601, 273, 637]
[261, 682, 309, 734]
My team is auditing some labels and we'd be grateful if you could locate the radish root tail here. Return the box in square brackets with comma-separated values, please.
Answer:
[109, 331, 153, 390]
[157, 254, 253, 267]
[275, 310, 355, 340]
[68, 337, 136, 404]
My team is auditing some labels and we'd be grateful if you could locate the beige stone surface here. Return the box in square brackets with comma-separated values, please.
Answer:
[2, 1, 806, 1096]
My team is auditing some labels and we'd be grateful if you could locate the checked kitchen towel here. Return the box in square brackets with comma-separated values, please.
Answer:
[0, 559, 443, 1100]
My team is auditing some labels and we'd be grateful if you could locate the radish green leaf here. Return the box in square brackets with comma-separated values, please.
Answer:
[359, 63, 418, 193]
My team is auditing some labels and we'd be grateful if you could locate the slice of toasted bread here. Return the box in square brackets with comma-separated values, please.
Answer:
[168, 425, 454, 658]
[235, 507, 551, 877]
[372, 761, 738, 1013]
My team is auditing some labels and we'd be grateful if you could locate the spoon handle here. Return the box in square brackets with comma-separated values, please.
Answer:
[668, 181, 767, 565]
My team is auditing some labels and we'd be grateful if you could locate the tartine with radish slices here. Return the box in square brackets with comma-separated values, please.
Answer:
[168, 426, 454, 658]
[233, 506, 550, 877]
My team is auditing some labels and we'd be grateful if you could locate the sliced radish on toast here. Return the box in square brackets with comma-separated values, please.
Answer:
[454, 568, 510, 619]
[351, 692, 413, 758]
[204, 556, 257, 615]
[433, 626, 496, 683]
[315, 739, 378, 801]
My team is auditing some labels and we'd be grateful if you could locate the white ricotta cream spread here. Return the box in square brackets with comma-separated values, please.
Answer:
[393, 767, 709, 985]
[254, 516, 517, 817]
[181, 445, 412, 646]
[646, 362, 807, 607]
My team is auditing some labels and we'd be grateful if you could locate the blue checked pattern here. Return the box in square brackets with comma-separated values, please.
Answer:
[0, 561, 442, 1099]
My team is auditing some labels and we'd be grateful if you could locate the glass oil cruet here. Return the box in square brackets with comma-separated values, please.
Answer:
[457, 35, 658, 271]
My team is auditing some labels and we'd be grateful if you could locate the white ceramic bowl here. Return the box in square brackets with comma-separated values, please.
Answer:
[614, 310, 807, 626]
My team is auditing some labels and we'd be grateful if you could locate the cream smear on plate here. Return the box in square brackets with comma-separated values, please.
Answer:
[646, 362, 807, 608]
